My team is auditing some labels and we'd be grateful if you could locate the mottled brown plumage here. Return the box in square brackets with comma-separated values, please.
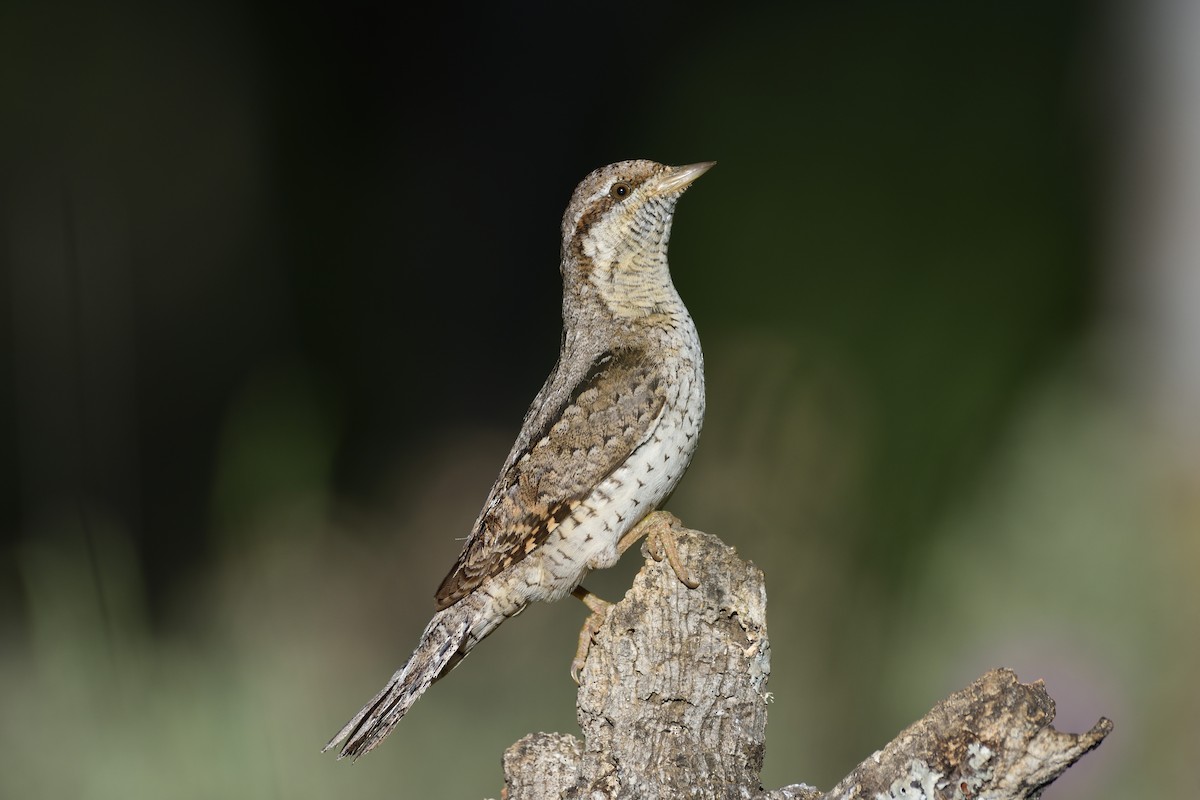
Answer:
[435, 346, 667, 609]
[325, 159, 712, 759]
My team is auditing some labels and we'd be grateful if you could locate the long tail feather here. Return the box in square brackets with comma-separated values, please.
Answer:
[323, 601, 478, 759]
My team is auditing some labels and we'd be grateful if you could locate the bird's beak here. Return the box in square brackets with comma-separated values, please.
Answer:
[655, 161, 717, 195]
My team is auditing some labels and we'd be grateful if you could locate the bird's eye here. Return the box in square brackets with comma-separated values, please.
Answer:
[610, 181, 632, 200]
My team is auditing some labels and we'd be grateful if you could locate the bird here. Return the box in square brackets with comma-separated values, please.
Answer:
[323, 159, 713, 760]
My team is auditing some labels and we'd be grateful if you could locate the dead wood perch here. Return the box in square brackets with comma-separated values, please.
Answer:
[497, 521, 1112, 800]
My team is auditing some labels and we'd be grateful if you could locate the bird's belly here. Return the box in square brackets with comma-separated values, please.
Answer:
[521, 368, 704, 603]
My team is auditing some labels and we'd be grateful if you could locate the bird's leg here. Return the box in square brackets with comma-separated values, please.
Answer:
[570, 585, 611, 684]
[616, 510, 699, 589]
[570, 513, 698, 683]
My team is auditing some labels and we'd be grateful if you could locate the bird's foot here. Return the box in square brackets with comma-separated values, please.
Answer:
[618, 511, 699, 589]
[570, 585, 612, 684]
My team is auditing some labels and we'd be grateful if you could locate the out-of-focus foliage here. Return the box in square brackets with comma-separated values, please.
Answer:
[3, 1, 1195, 798]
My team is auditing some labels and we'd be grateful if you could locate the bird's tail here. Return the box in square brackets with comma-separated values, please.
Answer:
[323, 593, 492, 759]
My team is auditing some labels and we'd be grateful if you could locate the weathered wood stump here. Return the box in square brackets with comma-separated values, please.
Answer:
[498, 521, 1112, 800]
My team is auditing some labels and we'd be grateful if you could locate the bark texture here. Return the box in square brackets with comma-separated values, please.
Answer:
[498, 522, 1111, 800]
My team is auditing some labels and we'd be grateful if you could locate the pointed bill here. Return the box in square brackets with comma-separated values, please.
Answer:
[654, 161, 717, 195]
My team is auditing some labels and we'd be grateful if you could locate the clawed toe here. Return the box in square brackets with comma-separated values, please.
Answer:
[644, 514, 699, 589]
[571, 610, 606, 684]
[570, 586, 612, 684]
[616, 511, 699, 589]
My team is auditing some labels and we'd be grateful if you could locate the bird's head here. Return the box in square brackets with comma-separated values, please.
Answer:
[560, 159, 714, 320]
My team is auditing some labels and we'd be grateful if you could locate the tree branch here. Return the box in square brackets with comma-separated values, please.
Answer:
[498, 522, 1111, 800]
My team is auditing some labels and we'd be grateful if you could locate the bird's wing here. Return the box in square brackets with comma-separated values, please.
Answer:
[434, 346, 667, 609]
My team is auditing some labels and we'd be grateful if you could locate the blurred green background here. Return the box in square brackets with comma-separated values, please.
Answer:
[3, 1, 1197, 797]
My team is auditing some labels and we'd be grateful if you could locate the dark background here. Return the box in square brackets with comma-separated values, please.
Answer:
[3, 2, 1193, 797]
